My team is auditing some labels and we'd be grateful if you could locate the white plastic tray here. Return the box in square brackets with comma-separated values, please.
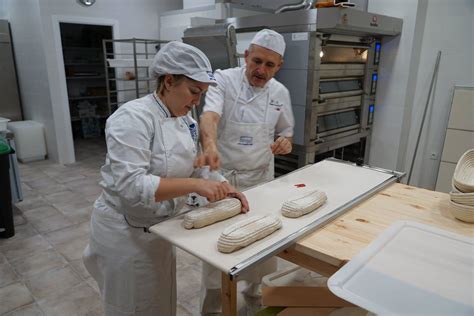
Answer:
[328, 221, 474, 315]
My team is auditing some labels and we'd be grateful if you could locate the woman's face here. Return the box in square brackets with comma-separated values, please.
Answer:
[163, 75, 210, 117]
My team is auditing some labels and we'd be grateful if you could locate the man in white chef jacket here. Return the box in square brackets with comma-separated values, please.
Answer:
[196, 29, 295, 315]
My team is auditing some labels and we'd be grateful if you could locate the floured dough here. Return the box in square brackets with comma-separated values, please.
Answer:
[281, 190, 327, 218]
[183, 198, 241, 229]
[217, 214, 282, 253]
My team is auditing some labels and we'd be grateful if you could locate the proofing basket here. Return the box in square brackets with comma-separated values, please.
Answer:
[449, 199, 474, 223]
[452, 149, 474, 193]
[450, 181, 474, 207]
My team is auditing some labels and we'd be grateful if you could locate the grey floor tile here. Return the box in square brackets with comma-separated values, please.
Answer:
[178, 292, 200, 316]
[13, 214, 27, 226]
[52, 199, 91, 215]
[24, 266, 82, 300]
[22, 206, 62, 222]
[43, 222, 90, 246]
[40, 165, 71, 178]
[177, 262, 201, 303]
[85, 277, 100, 294]
[23, 177, 58, 191]
[0, 282, 34, 314]
[53, 237, 89, 261]
[15, 197, 50, 213]
[4, 303, 45, 316]
[21, 187, 39, 199]
[0, 224, 39, 246]
[177, 248, 201, 267]
[85, 194, 99, 203]
[64, 206, 93, 225]
[0, 262, 19, 287]
[0, 236, 52, 262]
[64, 178, 101, 191]
[177, 304, 193, 316]
[10, 249, 68, 279]
[35, 183, 69, 196]
[29, 213, 75, 234]
[42, 190, 77, 204]
[18, 171, 47, 183]
[51, 172, 87, 184]
[37, 282, 103, 316]
[69, 259, 90, 280]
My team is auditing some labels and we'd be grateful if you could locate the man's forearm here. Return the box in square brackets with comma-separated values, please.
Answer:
[200, 112, 220, 151]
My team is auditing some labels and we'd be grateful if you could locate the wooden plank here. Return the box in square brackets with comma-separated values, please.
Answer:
[296, 183, 474, 265]
[277, 247, 343, 277]
[277, 307, 337, 316]
[221, 272, 237, 316]
[262, 286, 354, 307]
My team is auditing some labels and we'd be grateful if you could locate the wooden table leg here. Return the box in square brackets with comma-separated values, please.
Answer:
[221, 272, 237, 316]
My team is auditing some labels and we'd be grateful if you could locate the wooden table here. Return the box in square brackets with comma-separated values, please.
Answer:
[222, 183, 474, 315]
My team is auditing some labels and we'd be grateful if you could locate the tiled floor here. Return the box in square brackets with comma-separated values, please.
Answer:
[0, 138, 204, 315]
[0, 137, 295, 316]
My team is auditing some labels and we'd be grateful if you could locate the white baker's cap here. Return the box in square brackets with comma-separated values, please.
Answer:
[250, 29, 285, 57]
[150, 41, 216, 86]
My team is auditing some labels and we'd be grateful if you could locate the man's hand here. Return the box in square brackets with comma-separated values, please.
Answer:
[271, 136, 292, 155]
[194, 146, 220, 170]
[222, 182, 250, 213]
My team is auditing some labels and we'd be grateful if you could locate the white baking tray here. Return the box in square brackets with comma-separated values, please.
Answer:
[328, 221, 474, 315]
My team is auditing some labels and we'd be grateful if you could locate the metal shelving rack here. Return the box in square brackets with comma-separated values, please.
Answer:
[103, 38, 168, 115]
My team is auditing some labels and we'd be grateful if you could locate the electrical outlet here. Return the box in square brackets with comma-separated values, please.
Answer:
[430, 152, 438, 160]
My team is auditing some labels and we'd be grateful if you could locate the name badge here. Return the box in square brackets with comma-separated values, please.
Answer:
[270, 99, 283, 111]
[238, 136, 253, 146]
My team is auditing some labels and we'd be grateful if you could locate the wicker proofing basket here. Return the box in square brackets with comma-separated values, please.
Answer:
[453, 149, 474, 193]
[449, 200, 474, 223]
[450, 181, 474, 207]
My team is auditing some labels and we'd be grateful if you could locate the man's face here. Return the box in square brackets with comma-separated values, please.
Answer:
[244, 44, 283, 88]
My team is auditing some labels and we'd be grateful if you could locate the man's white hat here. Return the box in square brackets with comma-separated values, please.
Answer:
[250, 29, 285, 57]
[150, 41, 217, 86]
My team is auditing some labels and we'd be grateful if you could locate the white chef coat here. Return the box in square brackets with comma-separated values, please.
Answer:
[83, 93, 224, 316]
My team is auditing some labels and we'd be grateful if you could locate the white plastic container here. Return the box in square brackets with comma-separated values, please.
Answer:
[7, 120, 47, 162]
[328, 221, 474, 315]
[0, 117, 10, 131]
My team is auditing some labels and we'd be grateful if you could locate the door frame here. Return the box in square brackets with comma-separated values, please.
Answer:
[51, 15, 119, 164]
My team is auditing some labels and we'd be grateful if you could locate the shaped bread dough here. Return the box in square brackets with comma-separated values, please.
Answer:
[281, 190, 327, 218]
[183, 198, 241, 229]
[217, 214, 282, 253]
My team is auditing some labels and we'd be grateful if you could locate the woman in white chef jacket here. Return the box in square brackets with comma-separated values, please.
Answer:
[82, 41, 248, 316]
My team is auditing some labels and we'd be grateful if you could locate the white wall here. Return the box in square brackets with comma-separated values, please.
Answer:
[0, 0, 7, 19]
[368, 0, 474, 190]
[5, 0, 181, 164]
[403, 0, 474, 189]
[367, 0, 420, 171]
[6, 0, 57, 161]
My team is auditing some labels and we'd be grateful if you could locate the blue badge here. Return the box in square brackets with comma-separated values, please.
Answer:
[238, 136, 253, 146]
[188, 123, 199, 144]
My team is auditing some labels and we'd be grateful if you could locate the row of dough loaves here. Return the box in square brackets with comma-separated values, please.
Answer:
[182, 189, 327, 253]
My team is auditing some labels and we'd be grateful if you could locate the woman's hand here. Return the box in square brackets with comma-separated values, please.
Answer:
[222, 182, 250, 213]
[194, 179, 230, 202]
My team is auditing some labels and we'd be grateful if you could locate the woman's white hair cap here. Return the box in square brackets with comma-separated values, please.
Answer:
[150, 41, 216, 86]
[250, 29, 285, 57]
